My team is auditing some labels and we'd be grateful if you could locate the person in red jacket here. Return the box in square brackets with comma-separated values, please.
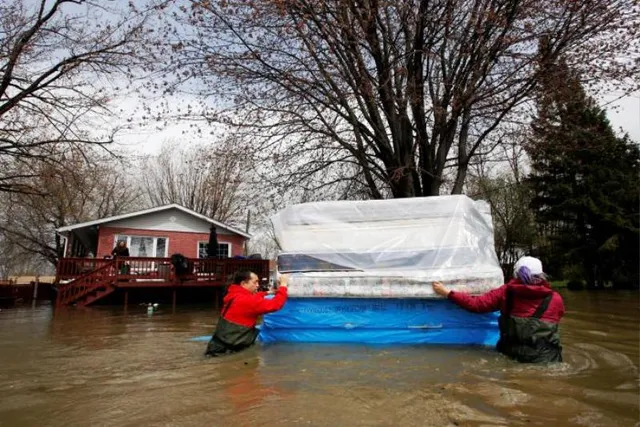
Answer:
[205, 270, 289, 356]
[433, 256, 564, 363]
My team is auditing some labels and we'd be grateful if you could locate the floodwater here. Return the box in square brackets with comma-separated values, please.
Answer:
[0, 291, 638, 427]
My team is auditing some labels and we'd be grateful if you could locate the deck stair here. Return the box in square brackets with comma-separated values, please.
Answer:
[55, 261, 117, 307]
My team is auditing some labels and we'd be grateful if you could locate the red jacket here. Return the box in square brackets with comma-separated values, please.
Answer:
[448, 278, 565, 323]
[222, 284, 288, 328]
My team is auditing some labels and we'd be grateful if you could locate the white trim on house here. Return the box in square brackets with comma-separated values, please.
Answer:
[197, 240, 232, 258]
[56, 204, 250, 239]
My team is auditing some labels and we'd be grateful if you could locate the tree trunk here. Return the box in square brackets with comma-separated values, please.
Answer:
[451, 164, 467, 194]
[390, 170, 416, 198]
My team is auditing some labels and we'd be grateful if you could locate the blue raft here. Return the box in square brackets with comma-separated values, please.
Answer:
[259, 297, 499, 346]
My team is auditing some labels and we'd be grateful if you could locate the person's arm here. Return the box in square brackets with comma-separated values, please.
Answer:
[249, 274, 289, 315]
[250, 286, 288, 315]
[433, 282, 505, 313]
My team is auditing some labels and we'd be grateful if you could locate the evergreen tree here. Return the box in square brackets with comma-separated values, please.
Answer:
[528, 44, 639, 288]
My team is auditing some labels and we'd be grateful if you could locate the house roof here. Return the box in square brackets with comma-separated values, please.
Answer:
[56, 204, 251, 239]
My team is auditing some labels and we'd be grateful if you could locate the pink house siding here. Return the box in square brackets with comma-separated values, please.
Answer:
[97, 226, 246, 258]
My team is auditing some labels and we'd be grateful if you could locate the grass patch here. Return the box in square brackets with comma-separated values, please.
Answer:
[550, 280, 569, 289]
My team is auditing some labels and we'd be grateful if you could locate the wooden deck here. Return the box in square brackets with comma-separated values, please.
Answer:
[55, 257, 270, 307]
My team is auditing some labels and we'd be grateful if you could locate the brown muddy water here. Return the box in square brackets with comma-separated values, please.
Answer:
[0, 290, 638, 427]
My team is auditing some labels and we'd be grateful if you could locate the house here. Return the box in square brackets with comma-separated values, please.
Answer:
[57, 204, 250, 260]
[54, 204, 269, 308]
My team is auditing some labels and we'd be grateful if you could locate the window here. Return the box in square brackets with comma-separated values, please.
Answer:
[198, 241, 231, 258]
[114, 235, 168, 257]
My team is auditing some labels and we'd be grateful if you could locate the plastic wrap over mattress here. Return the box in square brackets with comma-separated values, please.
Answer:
[259, 298, 499, 345]
[281, 268, 502, 298]
[271, 195, 504, 297]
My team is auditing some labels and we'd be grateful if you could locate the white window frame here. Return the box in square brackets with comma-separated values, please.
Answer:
[197, 241, 231, 258]
[113, 235, 169, 258]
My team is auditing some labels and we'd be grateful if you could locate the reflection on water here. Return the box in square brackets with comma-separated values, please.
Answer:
[0, 291, 637, 426]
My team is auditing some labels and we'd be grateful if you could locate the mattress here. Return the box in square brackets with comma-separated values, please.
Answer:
[271, 195, 501, 275]
[284, 268, 503, 298]
[277, 247, 497, 272]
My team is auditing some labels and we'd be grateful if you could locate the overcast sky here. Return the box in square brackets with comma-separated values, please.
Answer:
[112, 91, 640, 157]
[30, 0, 635, 157]
[602, 92, 640, 141]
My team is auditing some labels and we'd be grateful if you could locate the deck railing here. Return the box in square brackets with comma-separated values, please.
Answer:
[56, 257, 270, 285]
[57, 258, 114, 281]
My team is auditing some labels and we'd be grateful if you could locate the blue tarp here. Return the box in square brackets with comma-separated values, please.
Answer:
[259, 298, 499, 346]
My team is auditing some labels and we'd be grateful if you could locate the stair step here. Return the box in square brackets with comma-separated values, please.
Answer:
[80, 287, 115, 307]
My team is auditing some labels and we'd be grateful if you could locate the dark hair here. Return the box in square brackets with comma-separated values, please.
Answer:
[233, 269, 254, 284]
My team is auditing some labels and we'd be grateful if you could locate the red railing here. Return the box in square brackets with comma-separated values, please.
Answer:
[177, 258, 271, 283]
[57, 258, 114, 281]
[112, 257, 173, 281]
[56, 257, 270, 285]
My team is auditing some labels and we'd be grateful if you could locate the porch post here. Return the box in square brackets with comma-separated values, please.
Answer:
[32, 276, 39, 308]
[172, 289, 177, 312]
[124, 291, 128, 310]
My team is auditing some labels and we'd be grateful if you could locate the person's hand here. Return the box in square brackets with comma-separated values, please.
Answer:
[277, 274, 289, 288]
[432, 281, 450, 297]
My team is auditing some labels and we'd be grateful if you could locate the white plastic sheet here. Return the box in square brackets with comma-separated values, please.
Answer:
[271, 195, 504, 298]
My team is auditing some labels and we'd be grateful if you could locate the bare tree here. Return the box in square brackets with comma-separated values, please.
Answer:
[246, 222, 281, 260]
[468, 172, 536, 274]
[140, 138, 252, 225]
[0, 0, 163, 193]
[164, 0, 638, 199]
[465, 128, 538, 274]
[0, 149, 140, 267]
[0, 232, 52, 278]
